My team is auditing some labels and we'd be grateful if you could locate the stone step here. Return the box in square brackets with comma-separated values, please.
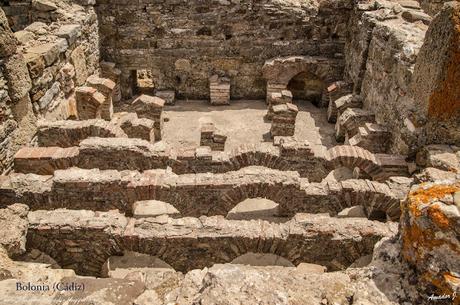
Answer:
[27, 209, 396, 275]
[348, 123, 391, 153]
[335, 108, 375, 142]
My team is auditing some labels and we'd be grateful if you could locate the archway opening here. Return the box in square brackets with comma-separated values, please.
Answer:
[231, 252, 294, 267]
[287, 71, 325, 106]
[226, 198, 281, 221]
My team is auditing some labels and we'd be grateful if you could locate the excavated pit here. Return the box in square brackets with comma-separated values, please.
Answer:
[1, 0, 459, 303]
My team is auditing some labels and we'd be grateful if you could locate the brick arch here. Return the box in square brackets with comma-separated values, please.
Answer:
[138, 235, 369, 273]
[327, 145, 385, 181]
[227, 149, 292, 172]
[333, 179, 402, 221]
[262, 56, 343, 102]
[220, 183, 300, 213]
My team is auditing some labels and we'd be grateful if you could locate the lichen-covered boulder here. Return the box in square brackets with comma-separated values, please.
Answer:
[401, 181, 460, 302]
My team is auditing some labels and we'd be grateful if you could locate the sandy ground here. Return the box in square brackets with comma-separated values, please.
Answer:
[162, 100, 336, 155]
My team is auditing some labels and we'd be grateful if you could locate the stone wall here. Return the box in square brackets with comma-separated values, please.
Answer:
[0, 167, 407, 220]
[96, 0, 352, 99]
[27, 209, 396, 275]
[344, 0, 460, 155]
[0, 0, 100, 173]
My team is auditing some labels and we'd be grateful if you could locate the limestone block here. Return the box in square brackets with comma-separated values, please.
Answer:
[0, 204, 29, 257]
[195, 146, 212, 160]
[401, 10, 432, 24]
[70, 46, 88, 86]
[32, 0, 58, 11]
[0, 8, 18, 58]
[55, 24, 81, 46]
[14, 30, 35, 45]
[38, 81, 60, 110]
[75, 86, 104, 120]
[270, 103, 298, 137]
[412, 2, 460, 145]
[327, 94, 363, 123]
[27, 43, 60, 66]
[23, 52, 45, 79]
[296, 263, 327, 274]
[337, 205, 367, 218]
[227, 198, 279, 220]
[3, 54, 32, 102]
[267, 90, 293, 119]
[400, 181, 460, 299]
[133, 200, 180, 219]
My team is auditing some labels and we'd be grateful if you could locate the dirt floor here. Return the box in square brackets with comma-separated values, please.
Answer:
[162, 100, 337, 155]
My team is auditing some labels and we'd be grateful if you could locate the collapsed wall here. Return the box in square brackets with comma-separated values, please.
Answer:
[0, 1, 100, 174]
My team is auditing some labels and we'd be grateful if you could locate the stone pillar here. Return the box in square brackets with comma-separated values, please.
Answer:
[75, 86, 105, 120]
[120, 69, 137, 100]
[266, 83, 286, 104]
[270, 103, 298, 137]
[100, 61, 122, 103]
[86, 75, 116, 120]
[132, 94, 165, 140]
[209, 75, 230, 105]
[200, 119, 227, 151]
[322, 81, 353, 110]
[266, 90, 293, 120]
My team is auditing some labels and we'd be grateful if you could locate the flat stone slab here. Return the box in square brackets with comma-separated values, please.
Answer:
[133, 200, 181, 218]
[227, 198, 279, 220]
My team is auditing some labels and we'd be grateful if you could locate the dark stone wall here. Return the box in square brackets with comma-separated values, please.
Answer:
[95, 0, 352, 99]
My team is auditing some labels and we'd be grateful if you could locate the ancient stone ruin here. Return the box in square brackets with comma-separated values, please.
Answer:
[0, 0, 459, 304]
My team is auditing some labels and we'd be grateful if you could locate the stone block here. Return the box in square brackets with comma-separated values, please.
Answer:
[132, 95, 165, 140]
[75, 86, 104, 120]
[0, 8, 17, 58]
[70, 46, 88, 86]
[32, 0, 58, 12]
[55, 24, 81, 46]
[14, 30, 34, 45]
[3, 54, 32, 102]
[27, 43, 60, 66]
[133, 200, 181, 218]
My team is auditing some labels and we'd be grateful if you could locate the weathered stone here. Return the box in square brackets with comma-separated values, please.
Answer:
[3, 54, 32, 101]
[32, 0, 58, 12]
[0, 204, 29, 257]
[0, 8, 17, 58]
[75, 87, 104, 120]
[27, 43, 60, 66]
[70, 46, 88, 86]
[401, 181, 460, 300]
[55, 24, 81, 46]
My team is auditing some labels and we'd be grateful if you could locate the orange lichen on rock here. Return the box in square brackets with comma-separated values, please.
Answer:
[427, 204, 451, 229]
[409, 184, 460, 205]
[428, 6, 460, 120]
[422, 273, 460, 305]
